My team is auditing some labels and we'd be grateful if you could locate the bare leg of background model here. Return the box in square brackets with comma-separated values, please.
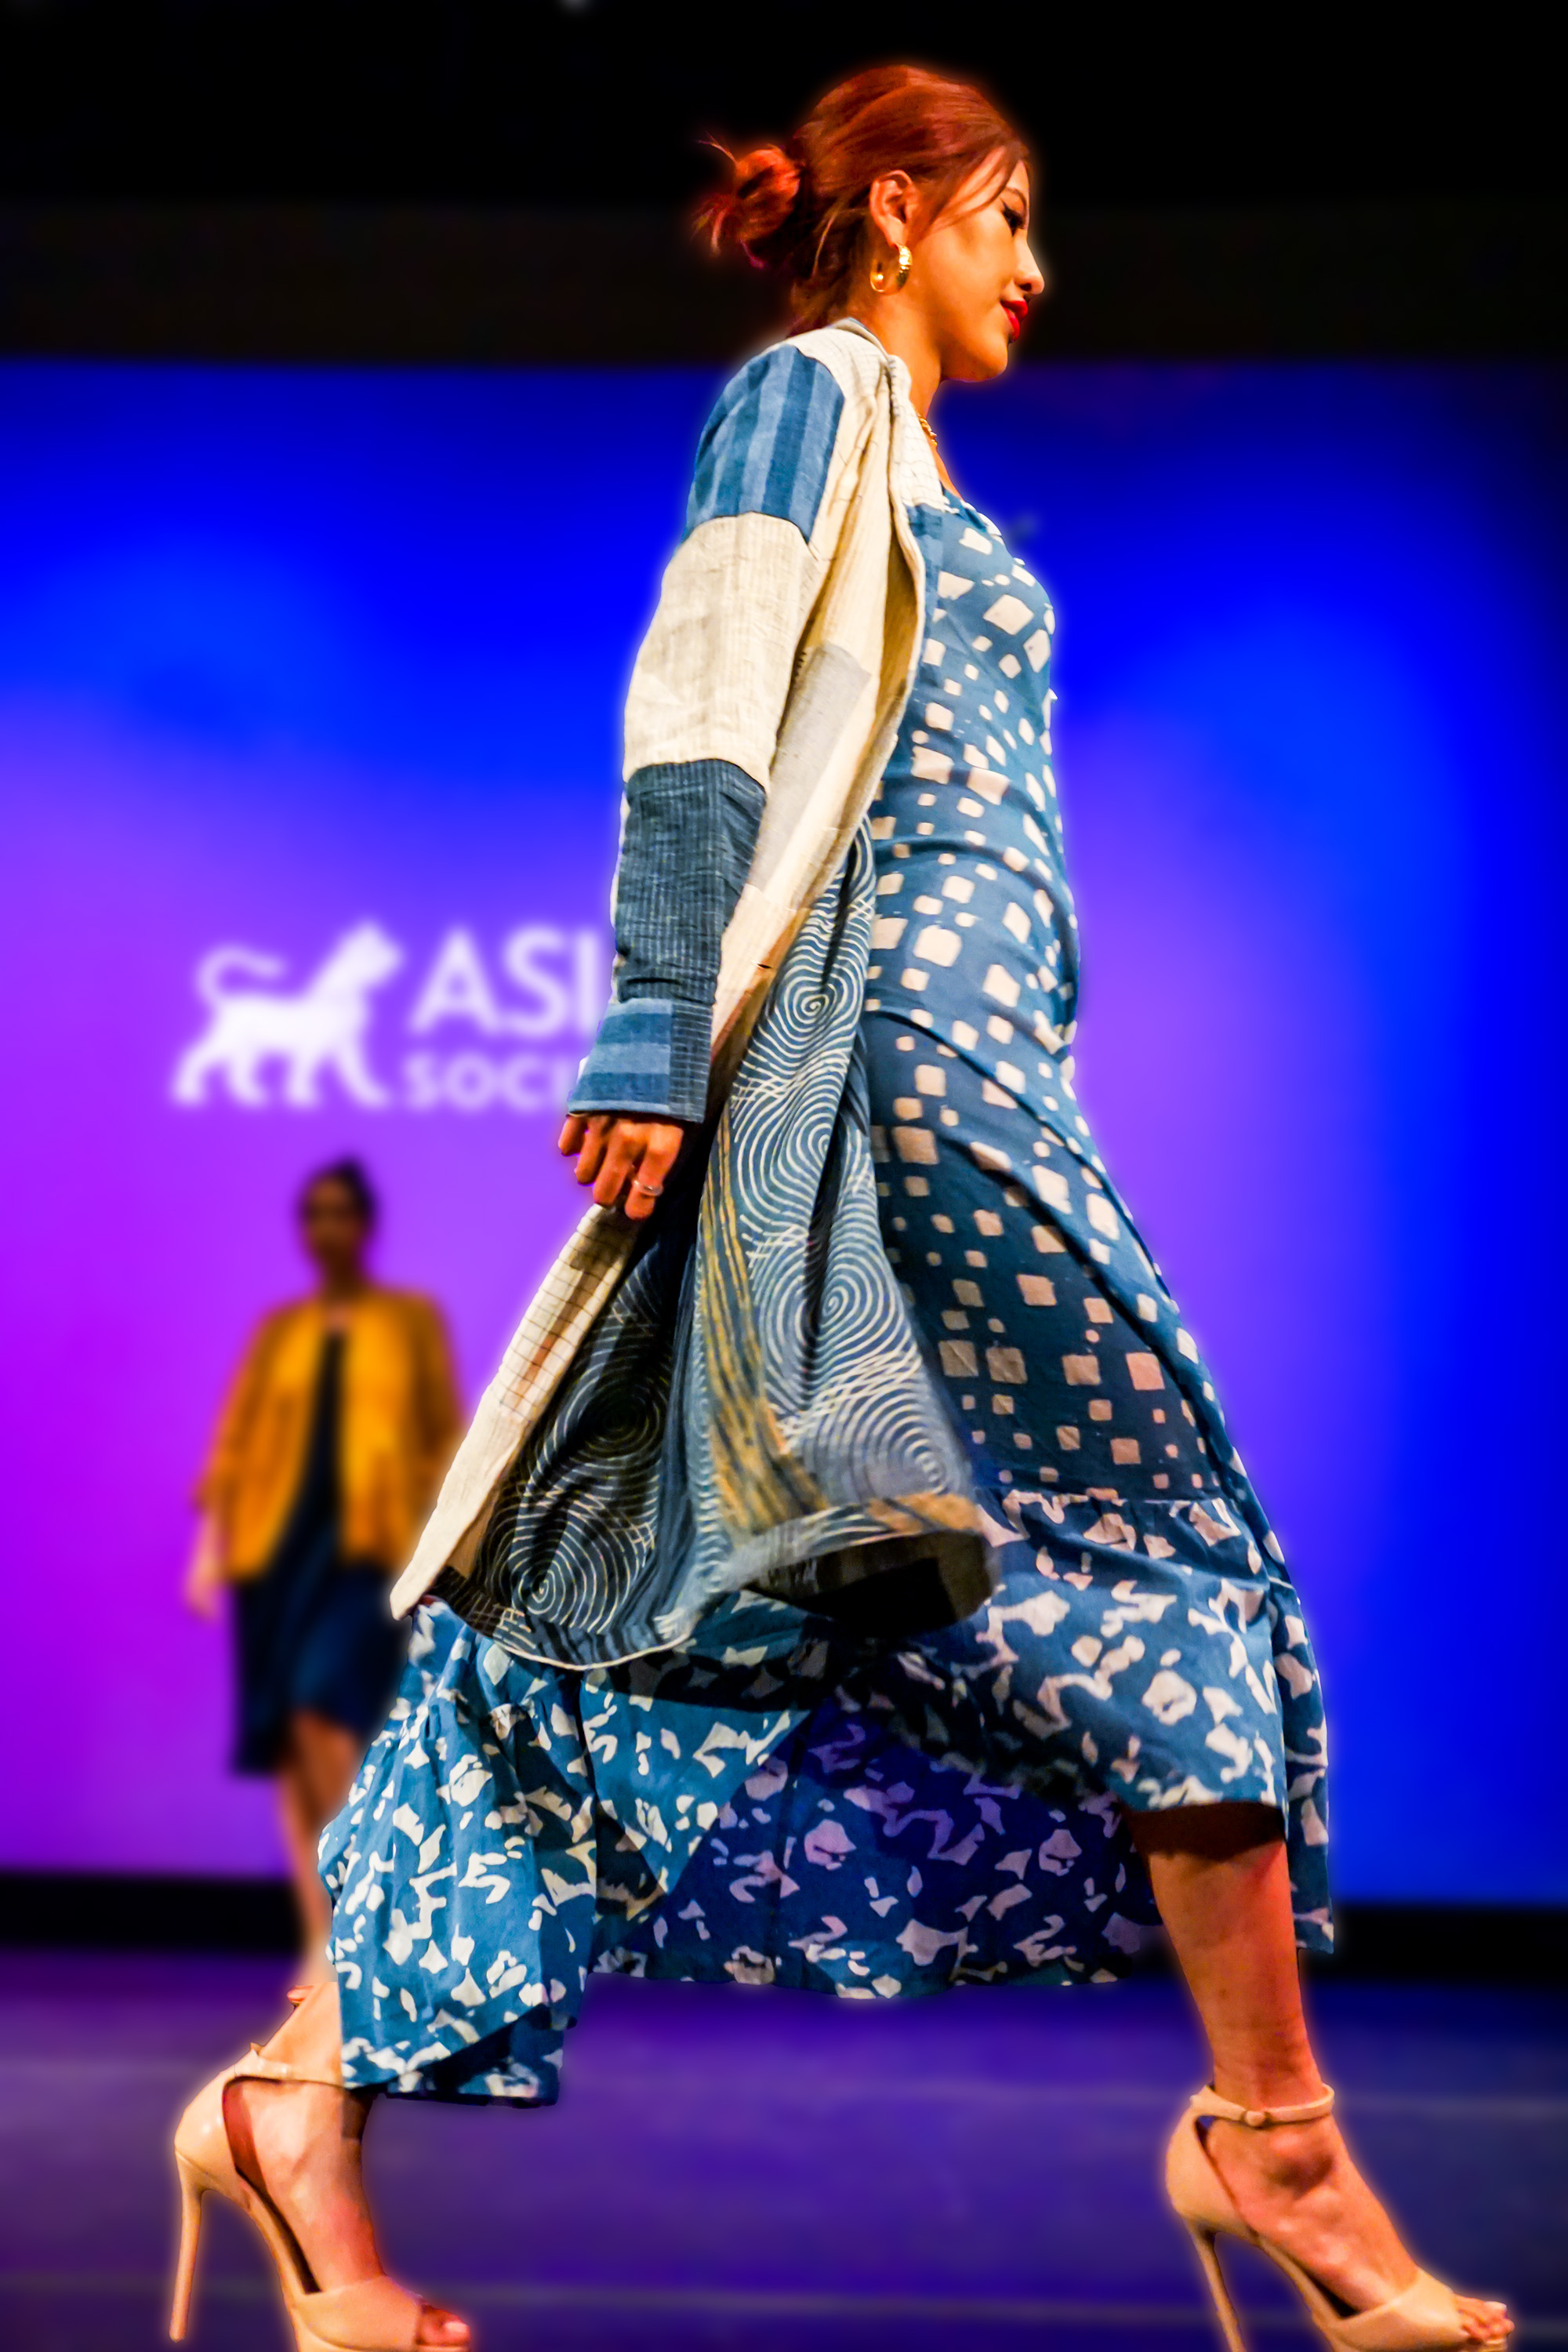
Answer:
[275, 1710, 360, 1981]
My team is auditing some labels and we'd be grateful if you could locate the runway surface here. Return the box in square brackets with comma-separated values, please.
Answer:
[1, 1948, 1563, 2351]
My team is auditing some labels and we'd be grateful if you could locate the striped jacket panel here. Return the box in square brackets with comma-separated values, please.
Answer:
[572, 333, 869, 1123]
[565, 760, 764, 1123]
[684, 339, 846, 543]
[621, 327, 884, 789]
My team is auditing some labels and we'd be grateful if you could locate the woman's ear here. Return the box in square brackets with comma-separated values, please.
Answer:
[866, 169, 920, 251]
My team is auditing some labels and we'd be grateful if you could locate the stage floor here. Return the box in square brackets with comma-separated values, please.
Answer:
[0, 1950, 1563, 2351]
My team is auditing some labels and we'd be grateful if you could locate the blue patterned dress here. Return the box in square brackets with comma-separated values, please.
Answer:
[321, 354, 1329, 2105]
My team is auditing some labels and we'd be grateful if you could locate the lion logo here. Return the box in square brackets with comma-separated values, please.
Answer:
[172, 922, 405, 1109]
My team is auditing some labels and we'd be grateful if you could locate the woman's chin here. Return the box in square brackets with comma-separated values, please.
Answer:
[949, 336, 1013, 387]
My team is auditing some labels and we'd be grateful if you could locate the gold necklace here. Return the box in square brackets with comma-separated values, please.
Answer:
[916, 405, 954, 490]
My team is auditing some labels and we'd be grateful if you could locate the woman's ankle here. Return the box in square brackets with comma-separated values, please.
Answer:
[263, 1974, 344, 2076]
[1208, 2112, 1341, 2192]
[229, 2077, 382, 2290]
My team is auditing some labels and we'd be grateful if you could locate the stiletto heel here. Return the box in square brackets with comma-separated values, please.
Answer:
[1182, 2220, 1249, 2352]
[169, 2045, 450, 2349]
[1166, 2085, 1509, 2352]
[168, 2155, 205, 2341]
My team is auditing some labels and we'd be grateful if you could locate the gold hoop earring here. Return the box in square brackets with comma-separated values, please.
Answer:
[869, 241, 911, 296]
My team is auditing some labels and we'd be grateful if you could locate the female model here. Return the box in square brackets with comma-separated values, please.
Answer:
[187, 1159, 460, 1969]
[170, 69, 1510, 2352]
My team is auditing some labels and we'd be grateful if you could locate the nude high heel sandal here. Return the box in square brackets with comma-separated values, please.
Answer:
[1165, 2085, 1508, 2352]
[170, 2047, 437, 2350]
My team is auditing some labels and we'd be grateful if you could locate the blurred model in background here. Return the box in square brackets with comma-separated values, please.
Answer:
[186, 1159, 459, 1970]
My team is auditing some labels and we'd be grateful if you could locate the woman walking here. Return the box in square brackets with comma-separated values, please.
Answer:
[171, 70, 1510, 2352]
[187, 1159, 460, 1972]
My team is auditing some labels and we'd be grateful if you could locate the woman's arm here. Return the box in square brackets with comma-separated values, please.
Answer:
[185, 1313, 279, 1610]
[557, 1111, 686, 1221]
[408, 1297, 463, 1486]
[561, 339, 851, 1213]
[183, 1512, 227, 1619]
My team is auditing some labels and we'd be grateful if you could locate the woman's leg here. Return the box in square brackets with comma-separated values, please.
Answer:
[245, 1726, 471, 2344]
[274, 1727, 333, 1969]
[292, 1706, 361, 1828]
[226, 1979, 471, 2348]
[1131, 1805, 1509, 2340]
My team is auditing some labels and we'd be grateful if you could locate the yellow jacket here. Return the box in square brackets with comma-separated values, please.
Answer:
[198, 1289, 461, 1579]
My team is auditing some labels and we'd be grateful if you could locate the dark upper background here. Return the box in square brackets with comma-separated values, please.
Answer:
[0, 0, 1562, 209]
[1, 1, 1565, 360]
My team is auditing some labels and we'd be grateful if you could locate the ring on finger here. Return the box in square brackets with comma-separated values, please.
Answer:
[630, 1178, 664, 1198]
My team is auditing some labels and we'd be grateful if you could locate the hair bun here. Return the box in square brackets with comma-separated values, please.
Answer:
[695, 68, 1025, 327]
[695, 140, 806, 266]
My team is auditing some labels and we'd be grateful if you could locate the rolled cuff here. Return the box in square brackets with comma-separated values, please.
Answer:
[565, 994, 711, 1125]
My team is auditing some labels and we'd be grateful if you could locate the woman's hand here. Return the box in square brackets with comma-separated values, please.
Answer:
[183, 1514, 227, 1620]
[558, 1114, 687, 1221]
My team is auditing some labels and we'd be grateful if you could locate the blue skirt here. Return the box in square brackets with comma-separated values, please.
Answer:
[321, 1004, 1328, 2102]
[234, 1527, 406, 1775]
[322, 1488, 1323, 2102]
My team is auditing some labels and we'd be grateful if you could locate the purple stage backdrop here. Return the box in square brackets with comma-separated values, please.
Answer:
[2, 359, 1563, 1904]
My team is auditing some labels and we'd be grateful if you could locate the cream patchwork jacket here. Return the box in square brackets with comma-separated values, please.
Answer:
[393, 318, 942, 1619]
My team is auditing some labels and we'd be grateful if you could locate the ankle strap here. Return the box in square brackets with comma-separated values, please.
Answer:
[1189, 2083, 1335, 2129]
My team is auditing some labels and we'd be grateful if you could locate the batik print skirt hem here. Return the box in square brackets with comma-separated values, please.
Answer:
[321, 1482, 1330, 2107]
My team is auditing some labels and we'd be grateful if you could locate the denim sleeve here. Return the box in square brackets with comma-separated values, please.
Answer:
[684, 342, 845, 544]
[567, 758, 765, 1125]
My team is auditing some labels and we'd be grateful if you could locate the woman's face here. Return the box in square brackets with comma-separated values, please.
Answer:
[909, 157, 1045, 383]
[299, 1178, 369, 1282]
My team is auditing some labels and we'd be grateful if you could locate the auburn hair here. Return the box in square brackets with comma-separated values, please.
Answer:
[695, 66, 1027, 331]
